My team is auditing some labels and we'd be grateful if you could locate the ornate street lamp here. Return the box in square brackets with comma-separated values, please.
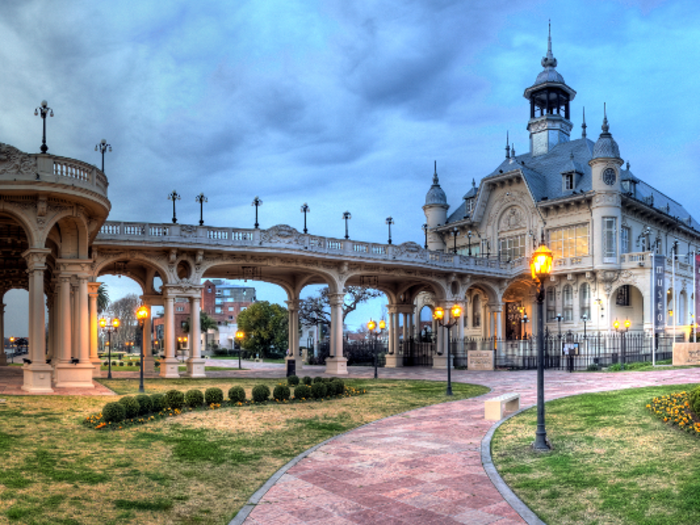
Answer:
[34, 100, 54, 153]
[196, 193, 208, 226]
[530, 240, 553, 450]
[177, 336, 188, 362]
[136, 305, 149, 393]
[422, 223, 428, 249]
[300, 203, 310, 234]
[386, 217, 394, 245]
[9, 336, 15, 364]
[252, 196, 263, 229]
[95, 139, 112, 173]
[235, 330, 245, 370]
[343, 211, 352, 240]
[581, 314, 588, 340]
[168, 190, 181, 224]
[451, 227, 459, 254]
[613, 319, 631, 370]
[433, 304, 462, 396]
[367, 319, 385, 379]
[99, 317, 121, 380]
[521, 313, 529, 339]
[467, 230, 473, 256]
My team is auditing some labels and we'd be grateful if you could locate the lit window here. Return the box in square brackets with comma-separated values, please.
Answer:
[472, 295, 481, 327]
[563, 285, 573, 321]
[498, 234, 526, 260]
[603, 218, 617, 259]
[549, 224, 590, 258]
[580, 283, 591, 320]
[547, 288, 556, 321]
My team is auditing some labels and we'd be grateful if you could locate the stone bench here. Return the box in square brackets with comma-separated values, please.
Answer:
[484, 393, 520, 420]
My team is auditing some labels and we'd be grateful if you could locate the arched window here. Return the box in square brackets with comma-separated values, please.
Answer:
[546, 288, 556, 321]
[472, 294, 481, 327]
[563, 285, 573, 321]
[580, 283, 591, 320]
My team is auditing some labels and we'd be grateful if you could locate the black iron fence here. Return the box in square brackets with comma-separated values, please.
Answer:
[309, 341, 387, 367]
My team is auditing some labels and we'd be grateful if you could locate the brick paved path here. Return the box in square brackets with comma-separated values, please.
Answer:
[243, 367, 700, 525]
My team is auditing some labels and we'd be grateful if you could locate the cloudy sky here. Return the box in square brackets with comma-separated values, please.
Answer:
[4, 0, 700, 334]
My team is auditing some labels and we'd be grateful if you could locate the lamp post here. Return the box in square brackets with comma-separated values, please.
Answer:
[452, 227, 458, 254]
[386, 217, 394, 245]
[125, 341, 134, 353]
[99, 317, 121, 380]
[530, 240, 554, 450]
[368, 319, 379, 379]
[196, 193, 208, 226]
[177, 336, 188, 362]
[613, 319, 630, 370]
[136, 305, 149, 393]
[300, 203, 310, 234]
[34, 100, 54, 153]
[343, 211, 351, 240]
[433, 304, 462, 396]
[555, 313, 562, 362]
[9, 337, 15, 364]
[467, 230, 473, 256]
[252, 196, 263, 229]
[422, 224, 428, 249]
[168, 190, 181, 224]
[235, 330, 244, 370]
[521, 313, 529, 339]
[95, 139, 112, 173]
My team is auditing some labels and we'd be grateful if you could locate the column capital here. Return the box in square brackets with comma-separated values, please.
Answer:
[285, 299, 301, 311]
[22, 248, 51, 271]
[88, 282, 102, 296]
[328, 293, 345, 307]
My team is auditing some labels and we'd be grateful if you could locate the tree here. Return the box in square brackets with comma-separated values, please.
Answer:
[236, 301, 288, 359]
[298, 287, 384, 327]
[107, 294, 140, 350]
[97, 284, 109, 314]
[182, 310, 219, 334]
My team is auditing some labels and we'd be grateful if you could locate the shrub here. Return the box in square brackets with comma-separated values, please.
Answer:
[127, 362, 134, 367]
[103, 361, 109, 367]
[302, 376, 312, 386]
[329, 379, 345, 396]
[312, 376, 324, 384]
[608, 363, 622, 372]
[111, 361, 118, 366]
[322, 377, 333, 383]
[118, 361, 125, 367]
[164, 389, 185, 410]
[228, 386, 246, 403]
[311, 382, 327, 399]
[690, 385, 700, 416]
[151, 393, 165, 412]
[118, 396, 140, 419]
[273, 385, 291, 401]
[103, 402, 126, 423]
[135, 394, 152, 415]
[294, 384, 311, 400]
[586, 364, 601, 372]
[185, 389, 204, 408]
[252, 384, 271, 403]
[287, 375, 300, 386]
[205, 387, 224, 405]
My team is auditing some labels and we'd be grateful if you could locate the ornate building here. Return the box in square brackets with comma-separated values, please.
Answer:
[423, 30, 699, 341]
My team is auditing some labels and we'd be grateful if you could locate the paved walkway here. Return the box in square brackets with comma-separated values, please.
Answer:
[242, 367, 700, 525]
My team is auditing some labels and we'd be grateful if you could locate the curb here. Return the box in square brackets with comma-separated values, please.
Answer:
[229, 383, 494, 525]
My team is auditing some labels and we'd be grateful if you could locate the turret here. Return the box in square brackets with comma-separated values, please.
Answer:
[422, 161, 448, 251]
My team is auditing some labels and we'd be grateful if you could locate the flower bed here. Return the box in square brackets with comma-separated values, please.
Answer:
[83, 377, 366, 431]
[647, 390, 700, 436]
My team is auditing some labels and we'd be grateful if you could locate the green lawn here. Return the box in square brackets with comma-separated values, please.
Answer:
[491, 384, 700, 525]
[0, 377, 488, 524]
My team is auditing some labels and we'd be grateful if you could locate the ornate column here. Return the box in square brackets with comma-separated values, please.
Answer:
[141, 304, 155, 373]
[285, 298, 303, 370]
[0, 301, 6, 366]
[45, 292, 54, 363]
[21, 248, 53, 393]
[385, 305, 402, 368]
[160, 293, 179, 378]
[186, 296, 206, 378]
[88, 282, 102, 377]
[325, 293, 347, 375]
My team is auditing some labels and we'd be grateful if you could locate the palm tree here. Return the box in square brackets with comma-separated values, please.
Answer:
[97, 284, 109, 314]
[182, 311, 219, 352]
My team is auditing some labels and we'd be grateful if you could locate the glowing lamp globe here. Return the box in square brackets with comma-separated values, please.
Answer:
[367, 319, 377, 331]
[99, 318, 106, 329]
[433, 307, 445, 321]
[451, 304, 462, 318]
[379, 320, 386, 330]
[112, 318, 120, 329]
[530, 243, 554, 282]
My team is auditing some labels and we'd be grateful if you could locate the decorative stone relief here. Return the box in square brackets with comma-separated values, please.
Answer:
[0, 143, 37, 176]
[260, 224, 302, 245]
[499, 206, 524, 232]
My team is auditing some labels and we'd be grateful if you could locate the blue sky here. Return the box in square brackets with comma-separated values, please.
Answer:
[4, 0, 700, 334]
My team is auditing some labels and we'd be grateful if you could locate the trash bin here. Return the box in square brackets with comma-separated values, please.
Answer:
[286, 359, 296, 377]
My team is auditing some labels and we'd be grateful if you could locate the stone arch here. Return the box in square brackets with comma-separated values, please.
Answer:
[609, 283, 644, 330]
[93, 253, 172, 293]
[0, 208, 39, 248]
[49, 215, 90, 259]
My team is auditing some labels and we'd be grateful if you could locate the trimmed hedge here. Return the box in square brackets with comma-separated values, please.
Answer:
[294, 384, 311, 400]
[328, 379, 344, 396]
[691, 385, 700, 416]
[312, 376, 324, 384]
[302, 376, 312, 386]
[205, 387, 224, 405]
[135, 394, 152, 415]
[118, 396, 140, 419]
[228, 386, 246, 403]
[287, 375, 300, 386]
[311, 382, 327, 399]
[150, 393, 165, 412]
[273, 385, 291, 401]
[252, 384, 271, 403]
[103, 402, 126, 423]
[185, 389, 204, 408]
[164, 389, 185, 410]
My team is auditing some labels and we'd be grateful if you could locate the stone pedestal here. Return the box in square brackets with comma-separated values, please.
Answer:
[286, 355, 304, 373]
[672, 343, 700, 366]
[143, 356, 156, 374]
[54, 363, 95, 388]
[432, 355, 453, 370]
[185, 357, 207, 378]
[384, 353, 403, 368]
[325, 356, 348, 375]
[0, 351, 6, 366]
[91, 357, 103, 378]
[21, 363, 54, 393]
[159, 357, 180, 379]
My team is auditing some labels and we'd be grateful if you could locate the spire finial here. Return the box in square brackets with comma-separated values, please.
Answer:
[433, 160, 439, 185]
[472, 178, 476, 189]
[505, 131, 511, 159]
[626, 161, 630, 170]
[581, 107, 587, 138]
[541, 20, 557, 68]
[511, 143, 516, 157]
[602, 102, 609, 134]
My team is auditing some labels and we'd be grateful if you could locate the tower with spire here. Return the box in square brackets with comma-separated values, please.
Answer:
[523, 23, 577, 156]
[422, 161, 448, 251]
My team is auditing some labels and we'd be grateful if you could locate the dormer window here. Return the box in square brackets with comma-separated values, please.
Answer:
[564, 173, 574, 190]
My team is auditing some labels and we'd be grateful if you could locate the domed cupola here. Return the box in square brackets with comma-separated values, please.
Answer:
[592, 107, 621, 160]
[424, 161, 447, 206]
[523, 23, 577, 157]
